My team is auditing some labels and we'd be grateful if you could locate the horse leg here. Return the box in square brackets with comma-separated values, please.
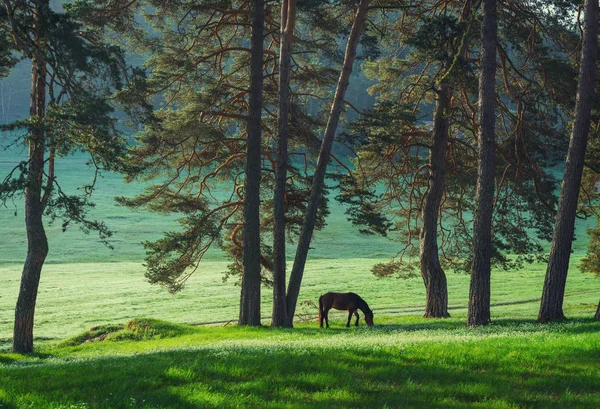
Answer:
[324, 308, 330, 329]
[354, 311, 360, 326]
[346, 311, 353, 327]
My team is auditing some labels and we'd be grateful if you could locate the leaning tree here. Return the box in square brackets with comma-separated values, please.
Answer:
[538, 0, 599, 323]
[115, 0, 354, 325]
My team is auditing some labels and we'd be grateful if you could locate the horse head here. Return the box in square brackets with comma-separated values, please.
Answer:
[365, 311, 374, 326]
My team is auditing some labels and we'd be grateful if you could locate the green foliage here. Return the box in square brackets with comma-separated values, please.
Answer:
[0, 30, 19, 78]
[114, 0, 368, 290]
[0, 0, 141, 245]
[335, 174, 392, 236]
[581, 219, 600, 276]
[335, 0, 583, 276]
[142, 211, 223, 293]
[371, 260, 419, 279]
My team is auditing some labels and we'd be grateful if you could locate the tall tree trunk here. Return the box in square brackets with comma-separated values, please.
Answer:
[467, 0, 497, 327]
[239, 0, 265, 326]
[284, 0, 370, 327]
[420, 86, 452, 318]
[13, 1, 49, 354]
[538, 0, 598, 323]
[418, 1, 477, 319]
[271, 0, 296, 328]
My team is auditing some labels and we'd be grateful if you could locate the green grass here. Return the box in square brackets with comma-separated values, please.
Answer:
[2, 149, 600, 408]
[1, 256, 598, 346]
[0, 149, 401, 264]
[0, 318, 599, 408]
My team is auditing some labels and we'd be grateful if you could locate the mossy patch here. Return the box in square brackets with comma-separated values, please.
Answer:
[60, 324, 125, 346]
[60, 318, 198, 346]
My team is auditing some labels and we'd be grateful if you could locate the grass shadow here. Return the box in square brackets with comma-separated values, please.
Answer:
[0, 334, 599, 408]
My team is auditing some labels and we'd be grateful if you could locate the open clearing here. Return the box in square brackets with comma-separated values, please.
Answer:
[1, 152, 599, 408]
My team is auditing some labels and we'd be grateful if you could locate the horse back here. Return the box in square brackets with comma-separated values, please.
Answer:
[321, 292, 361, 311]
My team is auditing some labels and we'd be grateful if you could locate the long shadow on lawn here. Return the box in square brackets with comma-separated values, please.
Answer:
[0, 325, 599, 409]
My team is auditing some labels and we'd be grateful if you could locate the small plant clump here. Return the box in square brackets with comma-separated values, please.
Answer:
[60, 318, 198, 346]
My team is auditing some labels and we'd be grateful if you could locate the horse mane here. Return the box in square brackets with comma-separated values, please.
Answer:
[353, 293, 372, 315]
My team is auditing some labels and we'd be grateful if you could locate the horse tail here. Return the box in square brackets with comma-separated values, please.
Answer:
[318, 295, 323, 328]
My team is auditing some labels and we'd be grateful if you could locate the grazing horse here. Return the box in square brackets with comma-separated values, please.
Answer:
[318, 292, 374, 328]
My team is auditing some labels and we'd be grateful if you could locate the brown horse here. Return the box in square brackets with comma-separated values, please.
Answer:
[318, 292, 374, 328]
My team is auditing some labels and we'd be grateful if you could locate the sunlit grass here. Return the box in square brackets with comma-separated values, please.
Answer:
[2, 149, 600, 408]
[1, 255, 598, 347]
[1, 318, 599, 408]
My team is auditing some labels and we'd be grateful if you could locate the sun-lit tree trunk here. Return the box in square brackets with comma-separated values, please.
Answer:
[239, 0, 265, 327]
[538, 0, 598, 323]
[12, 0, 49, 354]
[420, 85, 452, 318]
[284, 0, 370, 327]
[467, 0, 497, 327]
[271, 0, 296, 328]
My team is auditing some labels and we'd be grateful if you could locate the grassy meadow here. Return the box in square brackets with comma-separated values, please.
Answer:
[1, 317, 599, 408]
[1, 149, 600, 408]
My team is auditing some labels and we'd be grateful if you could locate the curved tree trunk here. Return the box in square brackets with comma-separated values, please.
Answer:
[239, 0, 265, 327]
[538, 0, 598, 323]
[13, 0, 49, 353]
[420, 86, 451, 318]
[284, 0, 370, 327]
[271, 0, 296, 329]
[418, 1, 477, 319]
[467, 0, 497, 327]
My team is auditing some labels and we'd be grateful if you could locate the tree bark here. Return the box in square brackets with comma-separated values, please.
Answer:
[538, 0, 598, 323]
[271, 0, 296, 328]
[13, 0, 49, 354]
[284, 0, 370, 327]
[467, 0, 497, 327]
[420, 86, 452, 318]
[239, 0, 265, 327]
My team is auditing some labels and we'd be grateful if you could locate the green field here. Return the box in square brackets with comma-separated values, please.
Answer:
[0, 317, 599, 408]
[1, 150, 600, 408]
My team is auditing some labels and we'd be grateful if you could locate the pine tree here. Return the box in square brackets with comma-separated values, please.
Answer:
[284, 0, 371, 326]
[271, 0, 297, 328]
[337, 0, 579, 318]
[1, 0, 133, 352]
[467, 0, 497, 327]
[239, 0, 265, 327]
[538, 0, 599, 323]
[114, 1, 344, 305]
